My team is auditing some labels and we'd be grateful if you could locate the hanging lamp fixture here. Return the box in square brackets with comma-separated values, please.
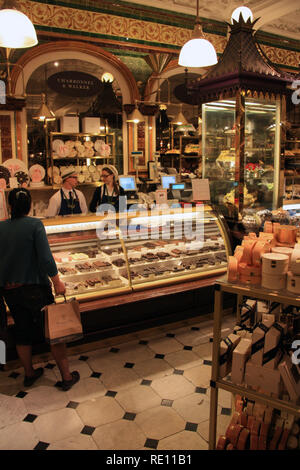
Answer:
[171, 105, 188, 126]
[126, 102, 145, 123]
[0, 0, 38, 48]
[178, 0, 217, 68]
[33, 93, 56, 122]
[231, 6, 253, 24]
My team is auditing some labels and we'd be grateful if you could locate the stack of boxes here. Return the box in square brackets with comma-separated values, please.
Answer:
[227, 221, 300, 291]
[217, 299, 300, 449]
[287, 243, 300, 294]
[216, 395, 300, 450]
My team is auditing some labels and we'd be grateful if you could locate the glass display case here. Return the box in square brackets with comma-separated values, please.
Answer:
[43, 206, 231, 300]
[202, 98, 280, 217]
[44, 215, 131, 301]
[283, 134, 300, 203]
[124, 206, 229, 290]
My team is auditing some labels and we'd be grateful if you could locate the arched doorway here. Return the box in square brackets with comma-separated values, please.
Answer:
[11, 41, 139, 174]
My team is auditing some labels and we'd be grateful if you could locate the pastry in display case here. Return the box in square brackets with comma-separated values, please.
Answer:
[43, 207, 231, 300]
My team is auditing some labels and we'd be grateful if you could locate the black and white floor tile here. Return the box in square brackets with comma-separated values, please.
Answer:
[0, 313, 235, 450]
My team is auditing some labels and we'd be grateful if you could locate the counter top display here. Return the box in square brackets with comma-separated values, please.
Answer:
[44, 206, 231, 300]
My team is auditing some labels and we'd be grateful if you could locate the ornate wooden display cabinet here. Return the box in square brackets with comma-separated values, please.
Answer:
[179, 14, 292, 220]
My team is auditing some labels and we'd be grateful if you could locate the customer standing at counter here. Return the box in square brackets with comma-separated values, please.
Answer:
[89, 165, 126, 213]
[46, 168, 88, 217]
[0, 188, 80, 390]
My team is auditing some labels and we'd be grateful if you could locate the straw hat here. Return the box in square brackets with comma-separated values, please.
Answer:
[61, 168, 78, 181]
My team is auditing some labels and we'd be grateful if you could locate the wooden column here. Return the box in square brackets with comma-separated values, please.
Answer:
[234, 90, 245, 218]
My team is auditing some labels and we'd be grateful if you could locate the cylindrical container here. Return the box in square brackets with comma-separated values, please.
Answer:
[238, 262, 261, 277]
[277, 225, 297, 244]
[262, 253, 289, 275]
[240, 240, 256, 265]
[228, 256, 238, 282]
[264, 221, 273, 233]
[252, 241, 271, 267]
[261, 272, 286, 290]
[287, 271, 300, 294]
[234, 245, 244, 264]
[291, 245, 300, 275]
[271, 247, 293, 267]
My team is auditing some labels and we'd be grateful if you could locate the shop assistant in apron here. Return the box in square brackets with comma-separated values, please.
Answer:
[58, 188, 81, 215]
[46, 169, 88, 217]
[89, 165, 126, 213]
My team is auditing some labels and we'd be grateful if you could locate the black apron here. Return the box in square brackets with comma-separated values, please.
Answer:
[101, 185, 119, 210]
[58, 189, 81, 216]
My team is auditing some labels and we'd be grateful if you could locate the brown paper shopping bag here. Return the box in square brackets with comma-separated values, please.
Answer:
[44, 296, 83, 344]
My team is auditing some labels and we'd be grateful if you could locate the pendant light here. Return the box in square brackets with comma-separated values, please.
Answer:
[0, 0, 38, 48]
[126, 103, 145, 123]
[178, 0, 217, 68]
[171, 105, 188, 126]
[231, 6, 253, 24]
[33, 93, 56, 122]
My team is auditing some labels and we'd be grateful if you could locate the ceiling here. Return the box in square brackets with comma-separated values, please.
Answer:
[127, 0, 300, 41]
[25, 0, 300, 124]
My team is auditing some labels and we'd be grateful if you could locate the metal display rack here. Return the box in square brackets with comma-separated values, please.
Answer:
[209, 276, 300, 450]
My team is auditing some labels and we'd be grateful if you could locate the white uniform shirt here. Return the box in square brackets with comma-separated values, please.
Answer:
[46, 187, 88, 217]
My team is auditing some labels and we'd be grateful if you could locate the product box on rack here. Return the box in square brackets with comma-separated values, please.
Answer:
[263, 322, 287, 369]
[231, 338, 252, 385]
[219, 334, 241, 378]
[81, 117, 100, 133]
[278, 354, 300, 403]
[60, 116, 79, 133]
[251, 317, 274, 365]
[244, 360, 282, 396]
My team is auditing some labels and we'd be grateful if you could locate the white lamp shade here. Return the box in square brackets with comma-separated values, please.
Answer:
[0, 9, 38, 48]
[231, 6, 253, 23]
[178, 38, 218, 67]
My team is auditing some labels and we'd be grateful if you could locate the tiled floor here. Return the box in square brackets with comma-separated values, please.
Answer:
[0, 313, 236, 450]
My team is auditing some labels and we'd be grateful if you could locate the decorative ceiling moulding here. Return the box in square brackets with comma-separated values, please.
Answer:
[18, 0, 226, 53]
[13, 2, 300, 70]
[9, 41, 140, 102]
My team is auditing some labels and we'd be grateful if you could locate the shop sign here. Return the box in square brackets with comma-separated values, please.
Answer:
[47, 71, 101, 97]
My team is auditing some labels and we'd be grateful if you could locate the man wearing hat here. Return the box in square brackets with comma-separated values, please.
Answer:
[46, 168, 88, 217]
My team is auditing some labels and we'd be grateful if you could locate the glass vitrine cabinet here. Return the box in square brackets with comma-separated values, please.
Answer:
[202, 98, 280, 217]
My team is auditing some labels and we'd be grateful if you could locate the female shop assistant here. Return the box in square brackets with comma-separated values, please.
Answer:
[89, 165, 126, 213]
